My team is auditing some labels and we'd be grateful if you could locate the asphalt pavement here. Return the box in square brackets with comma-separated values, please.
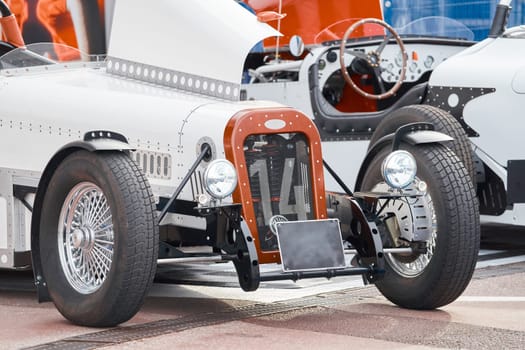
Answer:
[0, 226, 524, 350]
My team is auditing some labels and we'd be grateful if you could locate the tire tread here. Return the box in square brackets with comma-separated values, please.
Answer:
[363, 143, 480, 309]
[40, 150, 158, 327]
[100, 152, 159, 326]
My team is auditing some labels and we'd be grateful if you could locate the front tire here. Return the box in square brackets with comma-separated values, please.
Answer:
[39, 151, 158, 326]
[360, 143, 479, 309]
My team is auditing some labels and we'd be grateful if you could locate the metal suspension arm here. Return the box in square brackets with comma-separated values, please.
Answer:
[323, 159, 353, 196]
[157, 143, 211, 224]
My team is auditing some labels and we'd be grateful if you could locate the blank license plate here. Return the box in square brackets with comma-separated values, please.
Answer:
[276, 219, 346, 272]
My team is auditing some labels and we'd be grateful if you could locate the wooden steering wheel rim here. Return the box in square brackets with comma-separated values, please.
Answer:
[339, 18, 407, 100]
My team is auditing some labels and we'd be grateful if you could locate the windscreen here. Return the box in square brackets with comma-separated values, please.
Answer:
[314, 16, 474, 44]
[0, 43, 103, 70]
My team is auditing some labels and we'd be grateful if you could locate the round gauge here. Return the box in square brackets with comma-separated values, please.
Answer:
[318, 59, 326, 70]
[394, 51, 404, 66]
[289, 35, 305, 57]
[326, 51, 338, 63]
[424, 55, 435, 68]
[409, 62, 418, 72]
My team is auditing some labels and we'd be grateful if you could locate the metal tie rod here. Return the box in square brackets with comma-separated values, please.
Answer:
[157, 248, 414, 265]
[345, 248, 413, 254]
[157, 255, 235, 265]
[260, 267, 377, 282]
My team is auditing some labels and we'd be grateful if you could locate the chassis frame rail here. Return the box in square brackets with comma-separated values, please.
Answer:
[259, 266, 381, 282]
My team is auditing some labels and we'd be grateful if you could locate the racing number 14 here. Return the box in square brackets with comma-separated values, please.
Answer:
[249, 158, 309, 224]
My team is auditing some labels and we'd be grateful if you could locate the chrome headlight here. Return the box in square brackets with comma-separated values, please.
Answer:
[381, 150, 417, 189]
[203, 159, 238, 199]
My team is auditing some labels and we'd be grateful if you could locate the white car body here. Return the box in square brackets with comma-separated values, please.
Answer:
[429, 23, 525, 226]
[243, 20, 471, 189]
[0, 0, 282, 269]
[243, 0, 525, 229]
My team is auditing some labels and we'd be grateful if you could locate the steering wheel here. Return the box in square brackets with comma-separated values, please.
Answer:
[339, 18, 407, 100]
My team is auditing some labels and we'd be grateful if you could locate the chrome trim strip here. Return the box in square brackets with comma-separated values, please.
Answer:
[106, 56, 240, 101]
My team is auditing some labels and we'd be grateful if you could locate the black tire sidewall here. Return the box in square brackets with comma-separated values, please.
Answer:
[360, 143, 477, 308]
[40, 151, 132, 324]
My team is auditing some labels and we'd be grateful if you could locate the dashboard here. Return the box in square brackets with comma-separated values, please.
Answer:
[316, 38, 473, 88]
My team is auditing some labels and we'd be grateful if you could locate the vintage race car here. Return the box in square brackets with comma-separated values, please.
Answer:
[244, 0, 523, 230]
[0, 0, 479, 327]
[242, 1, 477, 187]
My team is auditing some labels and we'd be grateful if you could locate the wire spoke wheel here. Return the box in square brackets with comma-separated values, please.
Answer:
[58, 182, 114, 294]
[39, 151, 158, 326]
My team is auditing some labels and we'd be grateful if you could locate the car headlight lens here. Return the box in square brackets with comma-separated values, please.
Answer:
[203, 159, 238, 199]
[381, 150, 417, 189]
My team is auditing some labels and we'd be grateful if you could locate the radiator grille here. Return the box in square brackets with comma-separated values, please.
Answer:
[244, 133, 314, 251]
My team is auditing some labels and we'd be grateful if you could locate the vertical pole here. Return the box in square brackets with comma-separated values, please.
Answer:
[275, 0, 282, 62]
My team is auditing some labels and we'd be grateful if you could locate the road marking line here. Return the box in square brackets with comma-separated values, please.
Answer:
[478, 249, 504, 256]
[150, 277, 366, 302]
[476, 255, 525, 269]
[457, 296, 525, 302]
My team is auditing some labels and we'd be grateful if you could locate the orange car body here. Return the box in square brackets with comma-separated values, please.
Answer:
[245, 0, 383, 46]
[3, 0, 104, 59]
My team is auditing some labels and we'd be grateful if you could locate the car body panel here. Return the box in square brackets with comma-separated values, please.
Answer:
[109, 0, 280, 85]
[430, 36, 525, 166]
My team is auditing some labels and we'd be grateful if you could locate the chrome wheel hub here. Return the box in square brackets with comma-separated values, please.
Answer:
[58, 182, 114, 294]
[372, 180, 437, 278]
[71, 227, 95, 250]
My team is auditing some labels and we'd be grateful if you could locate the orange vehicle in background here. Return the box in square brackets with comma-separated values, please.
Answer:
[4, 0, 105, 59]
[37, 0, 105, 59]
[6, 0, 382, 58]
[5, 0, 27, 31]
[244, 0, 384, 47]
[242, 0, 385, 112]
